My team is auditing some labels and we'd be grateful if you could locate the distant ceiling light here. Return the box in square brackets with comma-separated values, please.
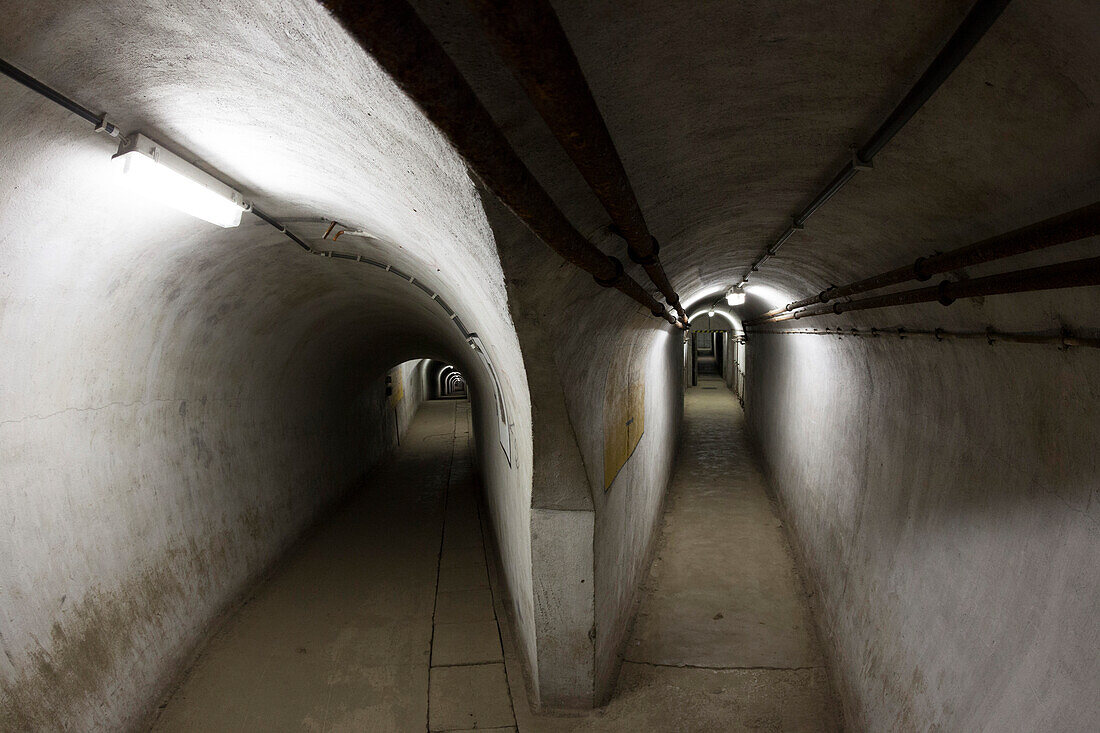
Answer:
[725, 285, 746, 306]
[708, 309, 715, 317]
[113, 133, 247, 227]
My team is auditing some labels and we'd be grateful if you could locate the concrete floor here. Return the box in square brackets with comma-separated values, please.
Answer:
[505, 374, 842, 731]
[151, 379, 839, 731]
[151, 400, 517, 732]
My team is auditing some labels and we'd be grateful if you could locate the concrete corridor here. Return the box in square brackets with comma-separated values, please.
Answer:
[150, 377, 839, 732]
[505, 374, 841, 731]
[151, 400, 518, 731]
[608, 374, 840, 729]
[4, 4, 1095, 729]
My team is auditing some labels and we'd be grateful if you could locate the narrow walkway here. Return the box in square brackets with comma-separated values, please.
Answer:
[153, 382, 839, 731]
[506, 374, 841, 731]
[152, 400, 518, 732]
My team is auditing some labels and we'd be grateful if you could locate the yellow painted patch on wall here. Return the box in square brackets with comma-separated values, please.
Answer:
[603, 352, 645, 489]
[388, 365, 404, 406]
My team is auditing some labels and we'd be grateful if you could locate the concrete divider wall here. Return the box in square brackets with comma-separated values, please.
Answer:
[471, 349, 538, 699]
[510, 310, 682, 708]
[479, 176, 684, 705]
[586, 325, 683, 702]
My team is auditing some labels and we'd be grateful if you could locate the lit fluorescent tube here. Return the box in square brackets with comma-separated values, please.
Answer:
[725, 286, 746, 306]
[113, 133, 247, 227]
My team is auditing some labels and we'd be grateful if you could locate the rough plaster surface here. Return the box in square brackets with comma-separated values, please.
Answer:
[478, 178, 683, 706]
[411, 0, 1100, 723]
[745, 332, 1100, 731]
[530, 508, 595, 707]
[2, 0, 1099, 726]
[0, 1, 532, 728]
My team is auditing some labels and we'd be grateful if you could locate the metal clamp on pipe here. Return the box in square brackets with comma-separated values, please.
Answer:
[913, 256, 934, 281]
[593, 256, 625, 287]
[936, 280, 956, 306]
[627, 237, 660, 267]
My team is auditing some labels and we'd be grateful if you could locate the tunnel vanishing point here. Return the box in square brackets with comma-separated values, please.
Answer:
[1, 0, 1098, 731]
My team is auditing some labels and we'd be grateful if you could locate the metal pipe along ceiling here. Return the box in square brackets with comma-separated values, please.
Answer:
[322, 0, 680, 327]
[745, 326, 1100, 350]
[750, 255, 1100, 324]
[740, 0, 1012, 283]
[754, 201, 1100, 320]
[463, 0, 687, 324]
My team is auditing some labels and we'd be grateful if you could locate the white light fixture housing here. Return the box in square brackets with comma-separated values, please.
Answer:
[708, 309, 715, 317]
[725, 285, 746, 306]
[113, 133, 248, 227]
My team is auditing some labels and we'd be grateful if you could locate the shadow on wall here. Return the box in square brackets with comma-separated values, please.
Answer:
[502, 276, 685, 707]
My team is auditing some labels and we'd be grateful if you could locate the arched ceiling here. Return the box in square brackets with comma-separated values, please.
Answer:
[408, 0, 1100, 329]
[0, 0, 543, 453]
[2, 0, 1097, 355]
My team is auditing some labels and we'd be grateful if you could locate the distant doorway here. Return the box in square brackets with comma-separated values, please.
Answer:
[686, 312, 746, 406]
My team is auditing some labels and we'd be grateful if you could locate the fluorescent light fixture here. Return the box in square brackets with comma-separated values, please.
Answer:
[726, 285, 746, 306]
[113, 133, 247, 227]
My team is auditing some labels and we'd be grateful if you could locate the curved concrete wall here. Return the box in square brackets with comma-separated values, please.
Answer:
[745, 310, 1100, 730]
[0, 1, 533, 728]
[4, 0, 1098, 726]
[482, 186, 683, 706]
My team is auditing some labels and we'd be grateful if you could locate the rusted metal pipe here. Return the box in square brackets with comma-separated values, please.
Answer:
[761, 202, 1100, 318]
[749, 255, 1100, 324]
[745, 326, 1100, 350]
[741, 0, 1011, 284]
[462, 0, 687, 323]
[322, 0, 678, 326]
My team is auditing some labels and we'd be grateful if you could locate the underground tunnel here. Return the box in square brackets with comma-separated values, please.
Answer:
[1, 0, 1098, 731]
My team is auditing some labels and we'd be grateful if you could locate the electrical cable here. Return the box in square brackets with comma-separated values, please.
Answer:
[0, 57, 123, 138]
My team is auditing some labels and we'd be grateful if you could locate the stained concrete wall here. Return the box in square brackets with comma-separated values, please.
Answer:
[584, 322, 682, 701]
[389, 359, 431, 442]
[479, 177, 683, 705]
[0, 2, 535, 729]
[745, 319, 1100, 730]
[0, 239, 456, 731]
[518, 308, 682, 708]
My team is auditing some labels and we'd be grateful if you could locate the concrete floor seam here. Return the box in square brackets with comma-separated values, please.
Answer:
[425, 402, 459, 733]
[622, 660, 826, 672]
[472, 429, 521, 729]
